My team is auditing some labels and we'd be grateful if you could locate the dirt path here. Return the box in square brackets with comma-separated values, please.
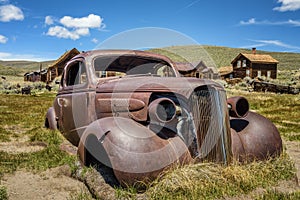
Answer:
[1, 166, 89, 200]
[285, 140, 300, 185]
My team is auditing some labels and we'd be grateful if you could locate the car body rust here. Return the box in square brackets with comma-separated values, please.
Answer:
[45, 49, 282, 186]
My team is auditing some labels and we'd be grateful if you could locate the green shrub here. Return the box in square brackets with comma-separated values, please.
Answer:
[0, 185, 8, 200]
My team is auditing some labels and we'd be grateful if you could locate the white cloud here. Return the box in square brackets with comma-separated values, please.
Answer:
[45, 16, 54, 25]
[0, 4, 24, 22]
[253, 39, 300, 50]
[274, 0, 300, 12]
[0, 51, 52, 61]
[0, 34, 8, 44]
[287, 19, 300, 26]
[239, 18, 300, 26]
[46, 14, 104, 40]
[60, 14, 103, 28]
[46, 26, 90, 40]
[91, 38, 98, 44]
[0, 52, 11, 58]
[75, 28, 89, 36]
[0, 0, 9, 4]
[240, 18, 256, 25]
[241, 39, 300, 51]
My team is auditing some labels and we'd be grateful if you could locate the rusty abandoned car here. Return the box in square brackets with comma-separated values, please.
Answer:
[45, 50, 282, 186]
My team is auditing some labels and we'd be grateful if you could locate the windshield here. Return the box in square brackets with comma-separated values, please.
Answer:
[93, 55, 176, 78]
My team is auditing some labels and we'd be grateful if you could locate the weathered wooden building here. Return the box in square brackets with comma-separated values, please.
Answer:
[40, 69, 48, 82]
[24, 71, 40, 82]
[231, 48, 278, 79]
[218, 66, 233, 80]
[46, 48, 80, 83]
[175, 61, 219, 79]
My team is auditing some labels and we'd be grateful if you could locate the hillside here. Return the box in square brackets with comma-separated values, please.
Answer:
[1, 46, 300, 77]
[150, 45, 300, 70]
[0, 60, 54, 76]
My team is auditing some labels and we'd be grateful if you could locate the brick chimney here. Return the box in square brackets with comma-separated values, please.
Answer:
[252, 47, 256, 55]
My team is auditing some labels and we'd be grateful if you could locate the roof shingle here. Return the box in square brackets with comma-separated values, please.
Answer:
[240, 53, 279, 63]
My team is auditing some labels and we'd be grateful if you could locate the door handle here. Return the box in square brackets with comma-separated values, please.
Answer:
[57, 98, 67, 107]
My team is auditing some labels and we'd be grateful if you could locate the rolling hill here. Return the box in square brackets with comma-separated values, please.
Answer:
[1, 45, 300, 78]
[150, 45, 300, 70]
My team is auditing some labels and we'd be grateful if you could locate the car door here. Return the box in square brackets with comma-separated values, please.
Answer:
[57, 59, 96, 145]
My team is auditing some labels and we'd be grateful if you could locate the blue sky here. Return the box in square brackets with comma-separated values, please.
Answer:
[0, 0, 300, 61]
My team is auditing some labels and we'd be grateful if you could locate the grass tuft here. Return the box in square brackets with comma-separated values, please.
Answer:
[255, 189, 300, 200]
[0, 185, 8, 200]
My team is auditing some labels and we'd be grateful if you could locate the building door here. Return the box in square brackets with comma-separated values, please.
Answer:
[267, 71, 271, 79]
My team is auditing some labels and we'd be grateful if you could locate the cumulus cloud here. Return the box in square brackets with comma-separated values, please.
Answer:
[46, 26, 90, 40]
[46, 14, 104, 40]
[0, 34, 8, 43]
[274, 0, 300, 12]
[0, 4, 24, 22]
[45, 16, 54, 25]
[60, 14, 102, 28]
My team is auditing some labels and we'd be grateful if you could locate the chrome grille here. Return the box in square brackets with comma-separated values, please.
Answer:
[190, 87, 231, 164]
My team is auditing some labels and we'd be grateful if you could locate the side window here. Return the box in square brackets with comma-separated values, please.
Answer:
[257, 70, 261, 77]
[242, 60, 247, 67]
[66, 61, 87, 86]
[237, 60, 241, 68]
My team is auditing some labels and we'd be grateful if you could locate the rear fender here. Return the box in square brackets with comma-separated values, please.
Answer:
[45, 107, 57, 130]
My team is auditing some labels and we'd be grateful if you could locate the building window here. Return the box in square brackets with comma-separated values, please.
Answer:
[242, 60, 247, 67]
[246, 69, 250, 77]
[257, 70, 261, 77]
[237, 60, 241, 68]
[267, 71, 271, 79]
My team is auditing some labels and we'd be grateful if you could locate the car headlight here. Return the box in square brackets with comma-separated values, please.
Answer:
[148, 98, 176, 123]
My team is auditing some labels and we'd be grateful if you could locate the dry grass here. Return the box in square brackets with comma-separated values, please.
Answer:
[115, 154, 295, 200]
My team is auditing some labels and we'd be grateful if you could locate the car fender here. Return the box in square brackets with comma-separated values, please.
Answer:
[230, 111, 282, 161]
[78, 117, 192, 186]
[45, 107, 57, 130]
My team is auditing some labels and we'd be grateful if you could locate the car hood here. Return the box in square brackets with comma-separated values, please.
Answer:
[96, 76, 224, 97]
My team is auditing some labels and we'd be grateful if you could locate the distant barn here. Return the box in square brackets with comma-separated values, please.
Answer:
[231, 48, 278, 79]
[218, 66, 233, 80]
[175, 61, 218, 79]
[24, 71, 40, 82]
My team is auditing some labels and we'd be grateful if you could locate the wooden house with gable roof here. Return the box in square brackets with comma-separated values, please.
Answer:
[231, 48, 278, 79]
[46, 48, 80, 83]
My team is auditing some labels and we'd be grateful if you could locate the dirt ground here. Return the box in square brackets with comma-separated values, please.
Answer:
[1, 166, 89, 200]
[285, 140, 300, 185]
[1, 139, 299, 200]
